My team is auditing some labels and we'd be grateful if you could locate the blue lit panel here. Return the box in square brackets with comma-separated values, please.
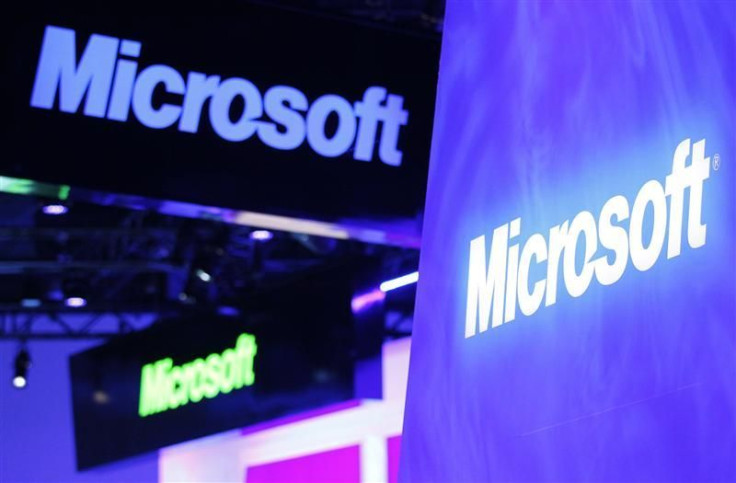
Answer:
[401, 2, 735, 481]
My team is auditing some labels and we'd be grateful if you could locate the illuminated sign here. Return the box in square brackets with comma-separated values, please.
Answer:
[70, 264, 382, 469]
[402, 1, 734, 481]
[30, 25, 409, 166]
[466, 138, 711, 337]
[138, 333, 257, 417]
[2, 8, 438, 244]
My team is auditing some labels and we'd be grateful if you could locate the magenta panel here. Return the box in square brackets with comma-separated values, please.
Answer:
[387, 435, 402, 483]
[245, 445, 361, 483]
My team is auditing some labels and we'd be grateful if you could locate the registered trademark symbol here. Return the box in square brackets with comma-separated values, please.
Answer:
[713, 153, 720, 171]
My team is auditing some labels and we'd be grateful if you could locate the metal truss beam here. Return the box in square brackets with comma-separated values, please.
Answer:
[0, 312, 155, 340]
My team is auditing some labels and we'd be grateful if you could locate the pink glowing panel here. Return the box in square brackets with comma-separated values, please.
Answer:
[159, 338, 412, 483]
[351, 289, 385, 313]
[387, 435, 401, 483]
[245, 445, 361, 483]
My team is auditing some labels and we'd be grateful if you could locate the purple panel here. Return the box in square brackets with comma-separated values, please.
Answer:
[402, 1, 735, 482]
[387, 435, 401, 483]
[245, 445, 361, 483]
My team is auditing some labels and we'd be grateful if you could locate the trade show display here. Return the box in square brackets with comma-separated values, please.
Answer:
[401, 1, 735, 481]
[0, 5, 439, 246]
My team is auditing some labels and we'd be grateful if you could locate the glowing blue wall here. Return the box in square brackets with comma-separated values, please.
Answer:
[401, 2, 735, 481]
[0, 329, 158, 482]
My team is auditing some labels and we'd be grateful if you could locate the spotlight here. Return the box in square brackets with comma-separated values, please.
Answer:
[20, 278, 44, 308]
[13, 348, 31, 389]
[65, 296, 87, 308]
[351, 289, 386, 313]
[42, 203, 68, 215]
[62, 279, 89, 308]
[178, 292, 196, 304]
[20, 298, 42, 308]
[195, 268, 212, 283]
[250, 229, 274, 242]
[46, 282, 64, 302]
[379, 271, 419, 292]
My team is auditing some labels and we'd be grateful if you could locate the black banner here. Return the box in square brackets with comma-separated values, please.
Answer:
[69, 265, 382, 469]
[0, 5, 438, 243]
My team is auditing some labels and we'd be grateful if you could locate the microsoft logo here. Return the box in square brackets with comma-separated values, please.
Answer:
[138, 333, 257, 417]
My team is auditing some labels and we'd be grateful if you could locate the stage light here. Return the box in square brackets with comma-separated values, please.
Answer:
[65, 296, 87, 308]
[47, 284, 64, 302]
[250, 230, 274, 241]
[20, 279, 44, 308]
[62, 278, 89, 308]
[217, 306, 240, 317]
[42, 203, 68, 215]
[379, 271, 419, 292]
[20, 298, 42, 308]
[93, 389, 111, 405]
[13, 348, 31, 389]
[178, 292, 196, 304]
[195, 269, 212, 283]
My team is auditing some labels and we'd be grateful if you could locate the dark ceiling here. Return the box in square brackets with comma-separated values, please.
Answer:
[0, 193, 419, 316]
[246, 0, 444, 35]
[0, 0, 435, 339]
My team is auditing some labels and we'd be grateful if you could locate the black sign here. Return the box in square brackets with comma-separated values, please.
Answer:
[0, 5, 438, 244]
[69, 266, 382, 469]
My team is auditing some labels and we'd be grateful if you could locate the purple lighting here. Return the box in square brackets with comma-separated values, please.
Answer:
[250, 230, 274, 241]
[352, 272, 419, 313]
[20, 299, 42, 308]
[379, 271, 419, 292]
[351, 289, 385, 313]
[65, 297, 86, 308]
[42, 204, 68, 215]
[217, 305, 240, 317]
